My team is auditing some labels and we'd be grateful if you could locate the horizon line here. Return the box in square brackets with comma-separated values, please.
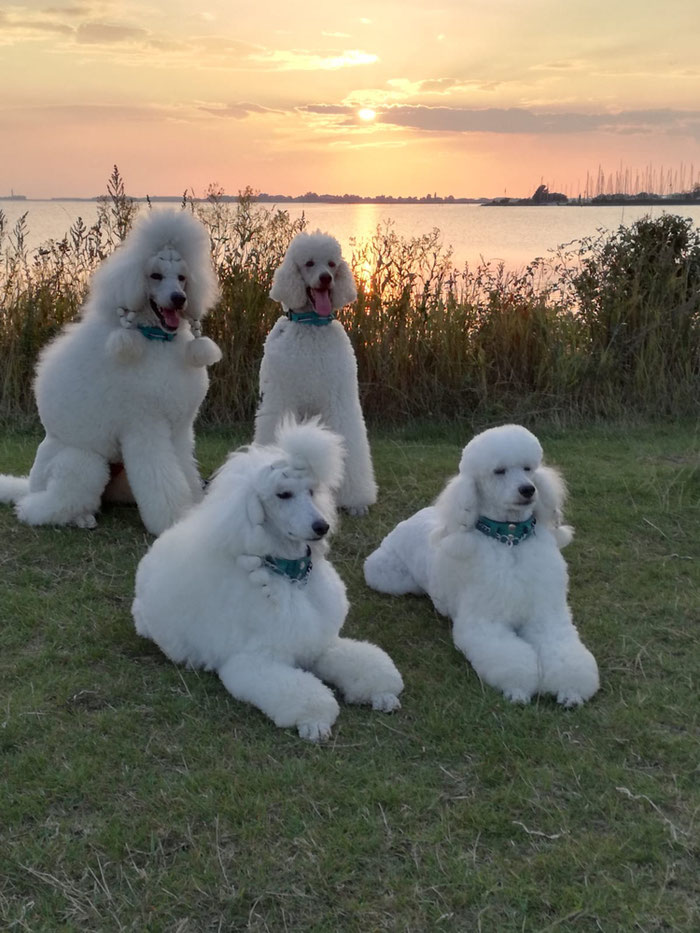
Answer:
[2, 191, 699, 206]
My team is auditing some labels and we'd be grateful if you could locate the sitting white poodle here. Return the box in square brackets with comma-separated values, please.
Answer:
[0, 210, 221, 534]
[364, 424, 599, 707]
[254, 230, 377, 516]
[132, 418, 403, 742]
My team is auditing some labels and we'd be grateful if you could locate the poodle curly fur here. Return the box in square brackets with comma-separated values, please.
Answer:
[364, 424, 599, 707]
[0, 210, 221, 534]
[133, 418, 403, 742]
[254, 231, 377, 516]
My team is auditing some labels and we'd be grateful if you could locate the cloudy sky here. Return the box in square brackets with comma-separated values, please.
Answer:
[1, 0, 699, 198]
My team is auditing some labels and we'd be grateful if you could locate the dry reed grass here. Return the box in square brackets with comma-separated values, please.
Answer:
[2, 168, 699, 426]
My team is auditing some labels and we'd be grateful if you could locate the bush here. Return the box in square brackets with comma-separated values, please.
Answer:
[554, 213, 700, 414]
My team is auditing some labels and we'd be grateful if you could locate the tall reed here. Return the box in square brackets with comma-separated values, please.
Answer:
[1, 170, 699, 426]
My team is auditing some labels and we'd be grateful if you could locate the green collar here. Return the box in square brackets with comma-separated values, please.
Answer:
[262, 546, 313, 583]
[475, 515, 536, 546]
[287, 309, 335, 326]
[137, 324, 177, 342]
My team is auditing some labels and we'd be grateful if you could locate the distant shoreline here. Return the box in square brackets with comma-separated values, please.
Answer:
[0, 194, 488, 205]
[2, 194, 700, 207]
[484, 197, 700, 207]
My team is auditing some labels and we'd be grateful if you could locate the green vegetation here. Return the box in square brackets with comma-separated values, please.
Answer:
[1, 168, 699, 425]
[1, 423, 698, 930]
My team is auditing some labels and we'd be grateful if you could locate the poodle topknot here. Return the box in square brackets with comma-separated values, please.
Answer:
[274, 415, 346, 489]
[460, 424, 543, 475]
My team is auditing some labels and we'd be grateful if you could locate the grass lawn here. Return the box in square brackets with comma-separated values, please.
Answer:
[1, 421, 698, 932]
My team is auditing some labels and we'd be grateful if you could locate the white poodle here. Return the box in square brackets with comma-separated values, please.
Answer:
[0, 210, 221, 535]
[364, 424, 599, 707]
[132, 418, 403, 742]
[254, 230, 377, 516]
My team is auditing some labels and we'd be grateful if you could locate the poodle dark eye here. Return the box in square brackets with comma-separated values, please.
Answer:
[494, 468, 506, 475]
[523, 466, 532, 472]
[276, 491, 293, 500]
[178, 275, 186, 283]
[328, 261, 336, 268]
[305, 260, 315, 268]
[150, 272, 163, 281]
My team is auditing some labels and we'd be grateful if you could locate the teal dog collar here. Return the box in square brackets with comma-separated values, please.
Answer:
[287, 309, 335, 326]
[137, 324, 177, 342]
[263, 547, 313, 583]
[475, 515, 536, 546]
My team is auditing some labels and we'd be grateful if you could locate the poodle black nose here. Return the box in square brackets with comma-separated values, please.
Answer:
[318, 272, 332, 288]
[519, 483, 536, 499]
[170, 292, 187, 309]
[312, 519, 330, 537]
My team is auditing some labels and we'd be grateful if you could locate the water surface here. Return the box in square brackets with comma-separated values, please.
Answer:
[3, 199, 699, 270]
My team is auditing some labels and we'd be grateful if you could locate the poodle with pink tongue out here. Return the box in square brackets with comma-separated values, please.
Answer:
[0, 210, 221, 534]
[254, 230, 377, 516]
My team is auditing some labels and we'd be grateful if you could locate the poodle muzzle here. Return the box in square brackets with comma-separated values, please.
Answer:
[149, 295, 187, 332]
[306, 282, 333, 318]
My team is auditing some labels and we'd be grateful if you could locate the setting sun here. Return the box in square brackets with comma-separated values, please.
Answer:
[357, 108, 377, 122]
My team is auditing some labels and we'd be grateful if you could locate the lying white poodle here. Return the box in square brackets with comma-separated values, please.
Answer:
[133, 418, 403, 742]
[364, 424, 599, 707]
[254, 230, 377, 516]
[0, 210, 221, 534]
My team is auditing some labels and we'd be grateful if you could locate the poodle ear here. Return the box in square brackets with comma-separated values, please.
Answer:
[182, 267, 220, 323]
[431, 472, 479, 542]
[240, 488, 270, 554]
[85, 244, 148, 322]
[246, 493, 264, 527]
[180, 226, 220, 323]
[203, 449, 273, 555]
[331, 258, 357, 310]
[533, 464, 574, 545]
[270, 254, 307, 310]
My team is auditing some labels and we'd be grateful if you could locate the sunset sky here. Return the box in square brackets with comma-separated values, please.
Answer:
[2, 0, 700, 199]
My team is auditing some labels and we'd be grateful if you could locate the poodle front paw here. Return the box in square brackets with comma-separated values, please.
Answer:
[185, 336, 222, 367]
[503, 687, 532, 704]
[297, 720, 333, 743]
[237, 555, 262, 573]
[371, 692, 401, 713]
[15, 501, 39, 525]
[343, 504, 369, 517]
[557, 690, 586, 708]
[74, 512, 97, 530]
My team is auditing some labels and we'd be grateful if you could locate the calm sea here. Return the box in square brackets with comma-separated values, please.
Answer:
[3, 199, 700, 270]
